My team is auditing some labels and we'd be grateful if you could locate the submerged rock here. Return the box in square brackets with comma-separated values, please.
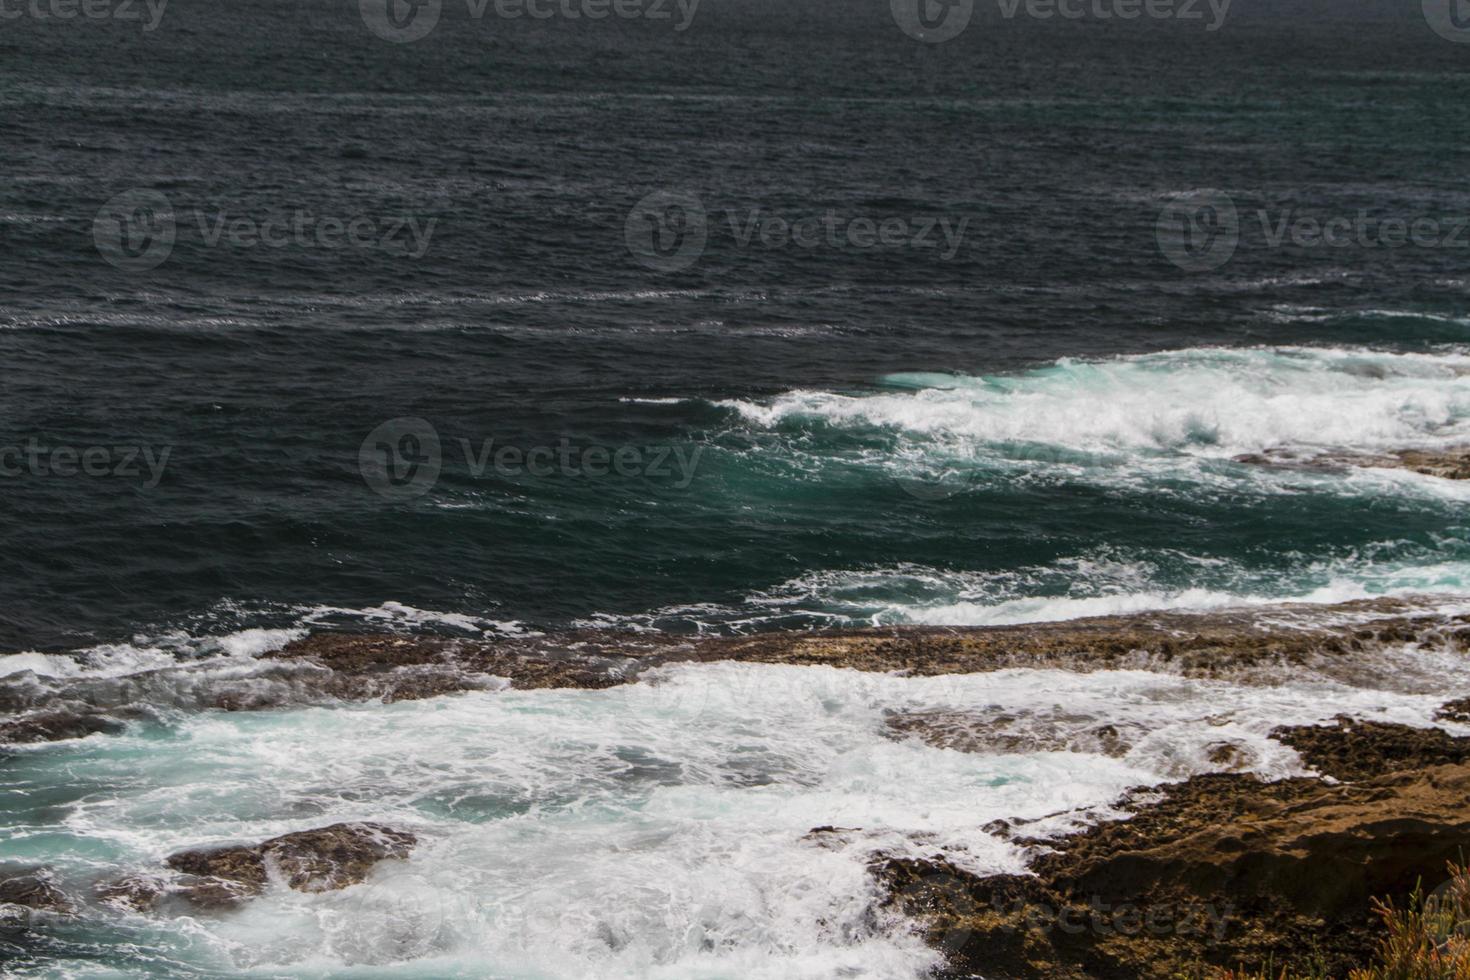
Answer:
[876, 721, 1470, 979]
[0, 867, 75, 925]
[883, 709, 1136, 757]
[0, 712, 125, 744]
[164, 822, 416, 905]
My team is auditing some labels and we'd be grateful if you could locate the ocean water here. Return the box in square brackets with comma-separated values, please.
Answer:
[4, 0, 1470, 975]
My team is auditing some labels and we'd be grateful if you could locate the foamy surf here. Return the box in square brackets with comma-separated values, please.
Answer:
[717, 345, 1470, 466]
[7, 658, 1467, 979]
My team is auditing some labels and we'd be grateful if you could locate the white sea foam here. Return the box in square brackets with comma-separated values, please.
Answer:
[20, 662, 1465, 978]
[718, 346, 1470, 462]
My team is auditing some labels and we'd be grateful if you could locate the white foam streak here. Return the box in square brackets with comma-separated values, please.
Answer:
[719, 346, 1470, 460]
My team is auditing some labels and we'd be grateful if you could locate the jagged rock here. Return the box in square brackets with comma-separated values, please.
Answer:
[883, 709, 1136, 757]
[1271, 718, 1470, 780]
[0, 712, 124, 744]
[269, 632, 650, 702]
[95, 873, 168, 913]
[165, 822, 416, 905]
[0, 867, 75, 924]
[876, 721, 1470, 979]
[1436, 697, 1470, 724]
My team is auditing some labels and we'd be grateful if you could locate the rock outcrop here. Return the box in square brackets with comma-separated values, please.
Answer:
[1233, 447, 1470, 481]
[0, 867, 75, 926]
[158, 822, 417, 908]
[875, 722, 1470, 979]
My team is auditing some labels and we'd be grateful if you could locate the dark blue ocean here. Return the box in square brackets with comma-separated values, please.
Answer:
[2, 0, 1467, 652]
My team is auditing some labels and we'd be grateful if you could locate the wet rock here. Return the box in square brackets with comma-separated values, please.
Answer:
[269, 632, 658, 702]
[877, 764, 1470, 979]
[1235, 446, 1470, 481]
[165, 822, 416, 904]
[1203, 740, 1251, 770]
[883, 709, 1137, 757]
[685, 598, 1470, 680]
[0, 867, 75, 921]
[1436, 697, 1470, 724]
[1392, 448, 1470, 480]
[95, 873, 168, 913]
[0, 712, 125, 744]
[1271, 718, 1470, 780]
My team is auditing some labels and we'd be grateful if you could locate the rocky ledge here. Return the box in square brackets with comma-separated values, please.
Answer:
[267, 597, 1466, 693]
[875, 715, 1470, 979]
[5, 597, 1467, 745]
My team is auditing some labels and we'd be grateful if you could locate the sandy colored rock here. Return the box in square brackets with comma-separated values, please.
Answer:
[1234, 446, 1470, 481]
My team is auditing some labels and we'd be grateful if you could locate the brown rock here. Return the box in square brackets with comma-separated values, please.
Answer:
[877, 764, 1470, 979]
[165, 822, 416, 904]
[883, 709, 1138, 758]
[1436, 697, 1470, 724]
[1234, 446, 1470, 481]
[95, 873, 168, 913]
[0, 867, 74, 918]
[1271, 718, 1470, 780]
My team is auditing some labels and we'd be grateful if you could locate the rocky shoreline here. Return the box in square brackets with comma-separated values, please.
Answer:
[3, 598, 1470, 976]
[878, 715, 1470, 978]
